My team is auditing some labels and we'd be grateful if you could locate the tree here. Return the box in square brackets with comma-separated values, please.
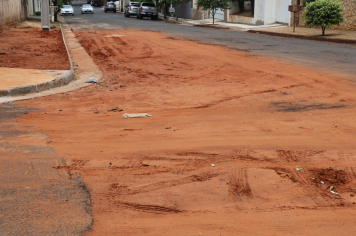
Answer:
[196, 0, 232, 24]
[52, 0, 72, 21]
[302, 0, 315, 7]
[304, 0, 344, 36]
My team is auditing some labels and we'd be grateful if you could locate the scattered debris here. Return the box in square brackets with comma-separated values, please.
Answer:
[330, 186, 334, 190]
[165, 127, 172, 129]
[211, 164, 215, 167]
[122, 113, 151, 118]
[330, 191, 338, 194]
[321, 181, 325, 184]
[85, 78, 98, 83]
[296, 168, 303, 171]
[108, 108, 123, 112]
[95, 122, 100, 124]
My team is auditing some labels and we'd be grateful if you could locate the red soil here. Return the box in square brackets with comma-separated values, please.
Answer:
[17, 29, 356, 235]
[0, 24, 70, 70]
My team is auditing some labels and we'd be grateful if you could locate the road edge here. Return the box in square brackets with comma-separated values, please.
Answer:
[248, 29, 356, 45]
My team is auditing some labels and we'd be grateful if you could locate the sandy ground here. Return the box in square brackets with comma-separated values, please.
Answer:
[0, 23, 70, 70]
[14, 29, 356, 235]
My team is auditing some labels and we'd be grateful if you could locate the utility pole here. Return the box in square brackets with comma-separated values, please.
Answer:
[41, 0, 50, 31]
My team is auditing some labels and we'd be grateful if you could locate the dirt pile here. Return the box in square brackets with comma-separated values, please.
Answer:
[0, 23, 70, 70]
[16, 29, 356, 235]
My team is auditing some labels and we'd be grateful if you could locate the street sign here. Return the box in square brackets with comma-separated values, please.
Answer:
[288, 5, 303, 33]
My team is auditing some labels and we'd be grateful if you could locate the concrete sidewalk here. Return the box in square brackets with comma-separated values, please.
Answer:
[160, 14, 356, 45]
[248, 26, 356, 45]
[0, 19, 102, 104]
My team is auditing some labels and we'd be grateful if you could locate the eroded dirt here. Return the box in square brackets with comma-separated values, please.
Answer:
[0, 23, 70, 70]
[16, 30, 356, 235]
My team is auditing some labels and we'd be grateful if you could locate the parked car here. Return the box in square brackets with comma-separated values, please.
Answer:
[81, 4, 94, 14]
[136, 2, 158, 20]
[124, 2, 139, 17]
[105, 2, 116, 13]
[60, 5, 74, 16]
[92, 1, 100, 7]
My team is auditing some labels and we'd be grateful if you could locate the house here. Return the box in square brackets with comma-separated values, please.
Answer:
[225, 0, 292, 25]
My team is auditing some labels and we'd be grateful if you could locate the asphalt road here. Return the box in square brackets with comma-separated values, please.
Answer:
[64, 2, 356, 79]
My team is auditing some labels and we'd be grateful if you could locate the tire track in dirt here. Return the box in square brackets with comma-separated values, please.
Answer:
[228, 168, 252, 198]
[111, 171, 223, 196]
[193, 89, 277, 109]
[113, 201, 183, 214]
[274, 150, 349, 206]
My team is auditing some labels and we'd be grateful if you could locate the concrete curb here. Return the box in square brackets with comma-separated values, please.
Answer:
[0, 18, 102, 104]
[194, 24, 232, 30]
[248, 30, 356, 45]
[0, 23, 76, 98]
[0, 70, 75, 97]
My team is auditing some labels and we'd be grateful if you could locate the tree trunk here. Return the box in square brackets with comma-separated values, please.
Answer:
[176, 0, 185, 21]
[164, 2, 167, 19]
[322, 26, 325, 36]
[212, 8, 215, 24]
[251, 0, 254, 15]
[238, 0, 244, 13]
[53, 0, 58, 21]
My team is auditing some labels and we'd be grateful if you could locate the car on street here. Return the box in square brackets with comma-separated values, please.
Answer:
[105, 2, 117, 13]
[124, 2, 139, 17]
[60, 5, 74, 16]
[91, 1, 100, 7]
[136, 2, 158, 20]
[81, 4, 94, 14]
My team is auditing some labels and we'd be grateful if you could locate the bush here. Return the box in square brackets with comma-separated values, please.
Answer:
[35, 11, 41, 16]
[304, 0, 344, 36]
[302, 0, 315, 7]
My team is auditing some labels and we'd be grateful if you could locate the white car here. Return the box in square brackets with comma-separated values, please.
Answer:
[61, 5, 74, 16]
[81, 4, 94, 14]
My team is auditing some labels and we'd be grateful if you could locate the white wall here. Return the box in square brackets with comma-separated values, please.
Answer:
[229, 1, 239, 14]
[275, 0, 291, 25]
[213, 9, 224, 20]
[264, 0, 276, 24]
[254, 0, 290, 25]
[254, 0, 265, 25]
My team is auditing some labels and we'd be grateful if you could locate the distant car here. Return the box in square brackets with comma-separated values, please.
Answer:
[81, 4, 94, 14]
[105, 2, 116, 13]
[61, 5, 74, 16]
[124, 2, 139, 17]
[137, 2, 158, 20]
[92, 1, 100, 7]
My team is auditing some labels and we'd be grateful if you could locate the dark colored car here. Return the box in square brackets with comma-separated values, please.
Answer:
[105, 2, 116, 12]
[92, 1, 100, 7]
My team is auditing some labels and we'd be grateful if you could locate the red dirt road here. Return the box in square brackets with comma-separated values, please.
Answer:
[17, 30, 356, 235]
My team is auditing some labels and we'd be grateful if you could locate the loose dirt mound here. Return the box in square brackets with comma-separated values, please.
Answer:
[0, 23, 70, 70]
[17, 30, 356, 235]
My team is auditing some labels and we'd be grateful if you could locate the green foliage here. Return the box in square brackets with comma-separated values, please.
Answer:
[304, 0, 344, 36]
[302, 0, 315, 7]
[35, 11, 41, 16]
[196, 0, 232, 24]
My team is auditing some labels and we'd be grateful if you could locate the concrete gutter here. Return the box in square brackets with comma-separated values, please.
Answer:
[0, 70, 74, 97]
[0, 18, 102, 104]
[248, 30, 356, 45]
[193, 24, 232, 30]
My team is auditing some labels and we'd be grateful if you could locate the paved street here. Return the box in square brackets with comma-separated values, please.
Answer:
[64, 2, 356, 77]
